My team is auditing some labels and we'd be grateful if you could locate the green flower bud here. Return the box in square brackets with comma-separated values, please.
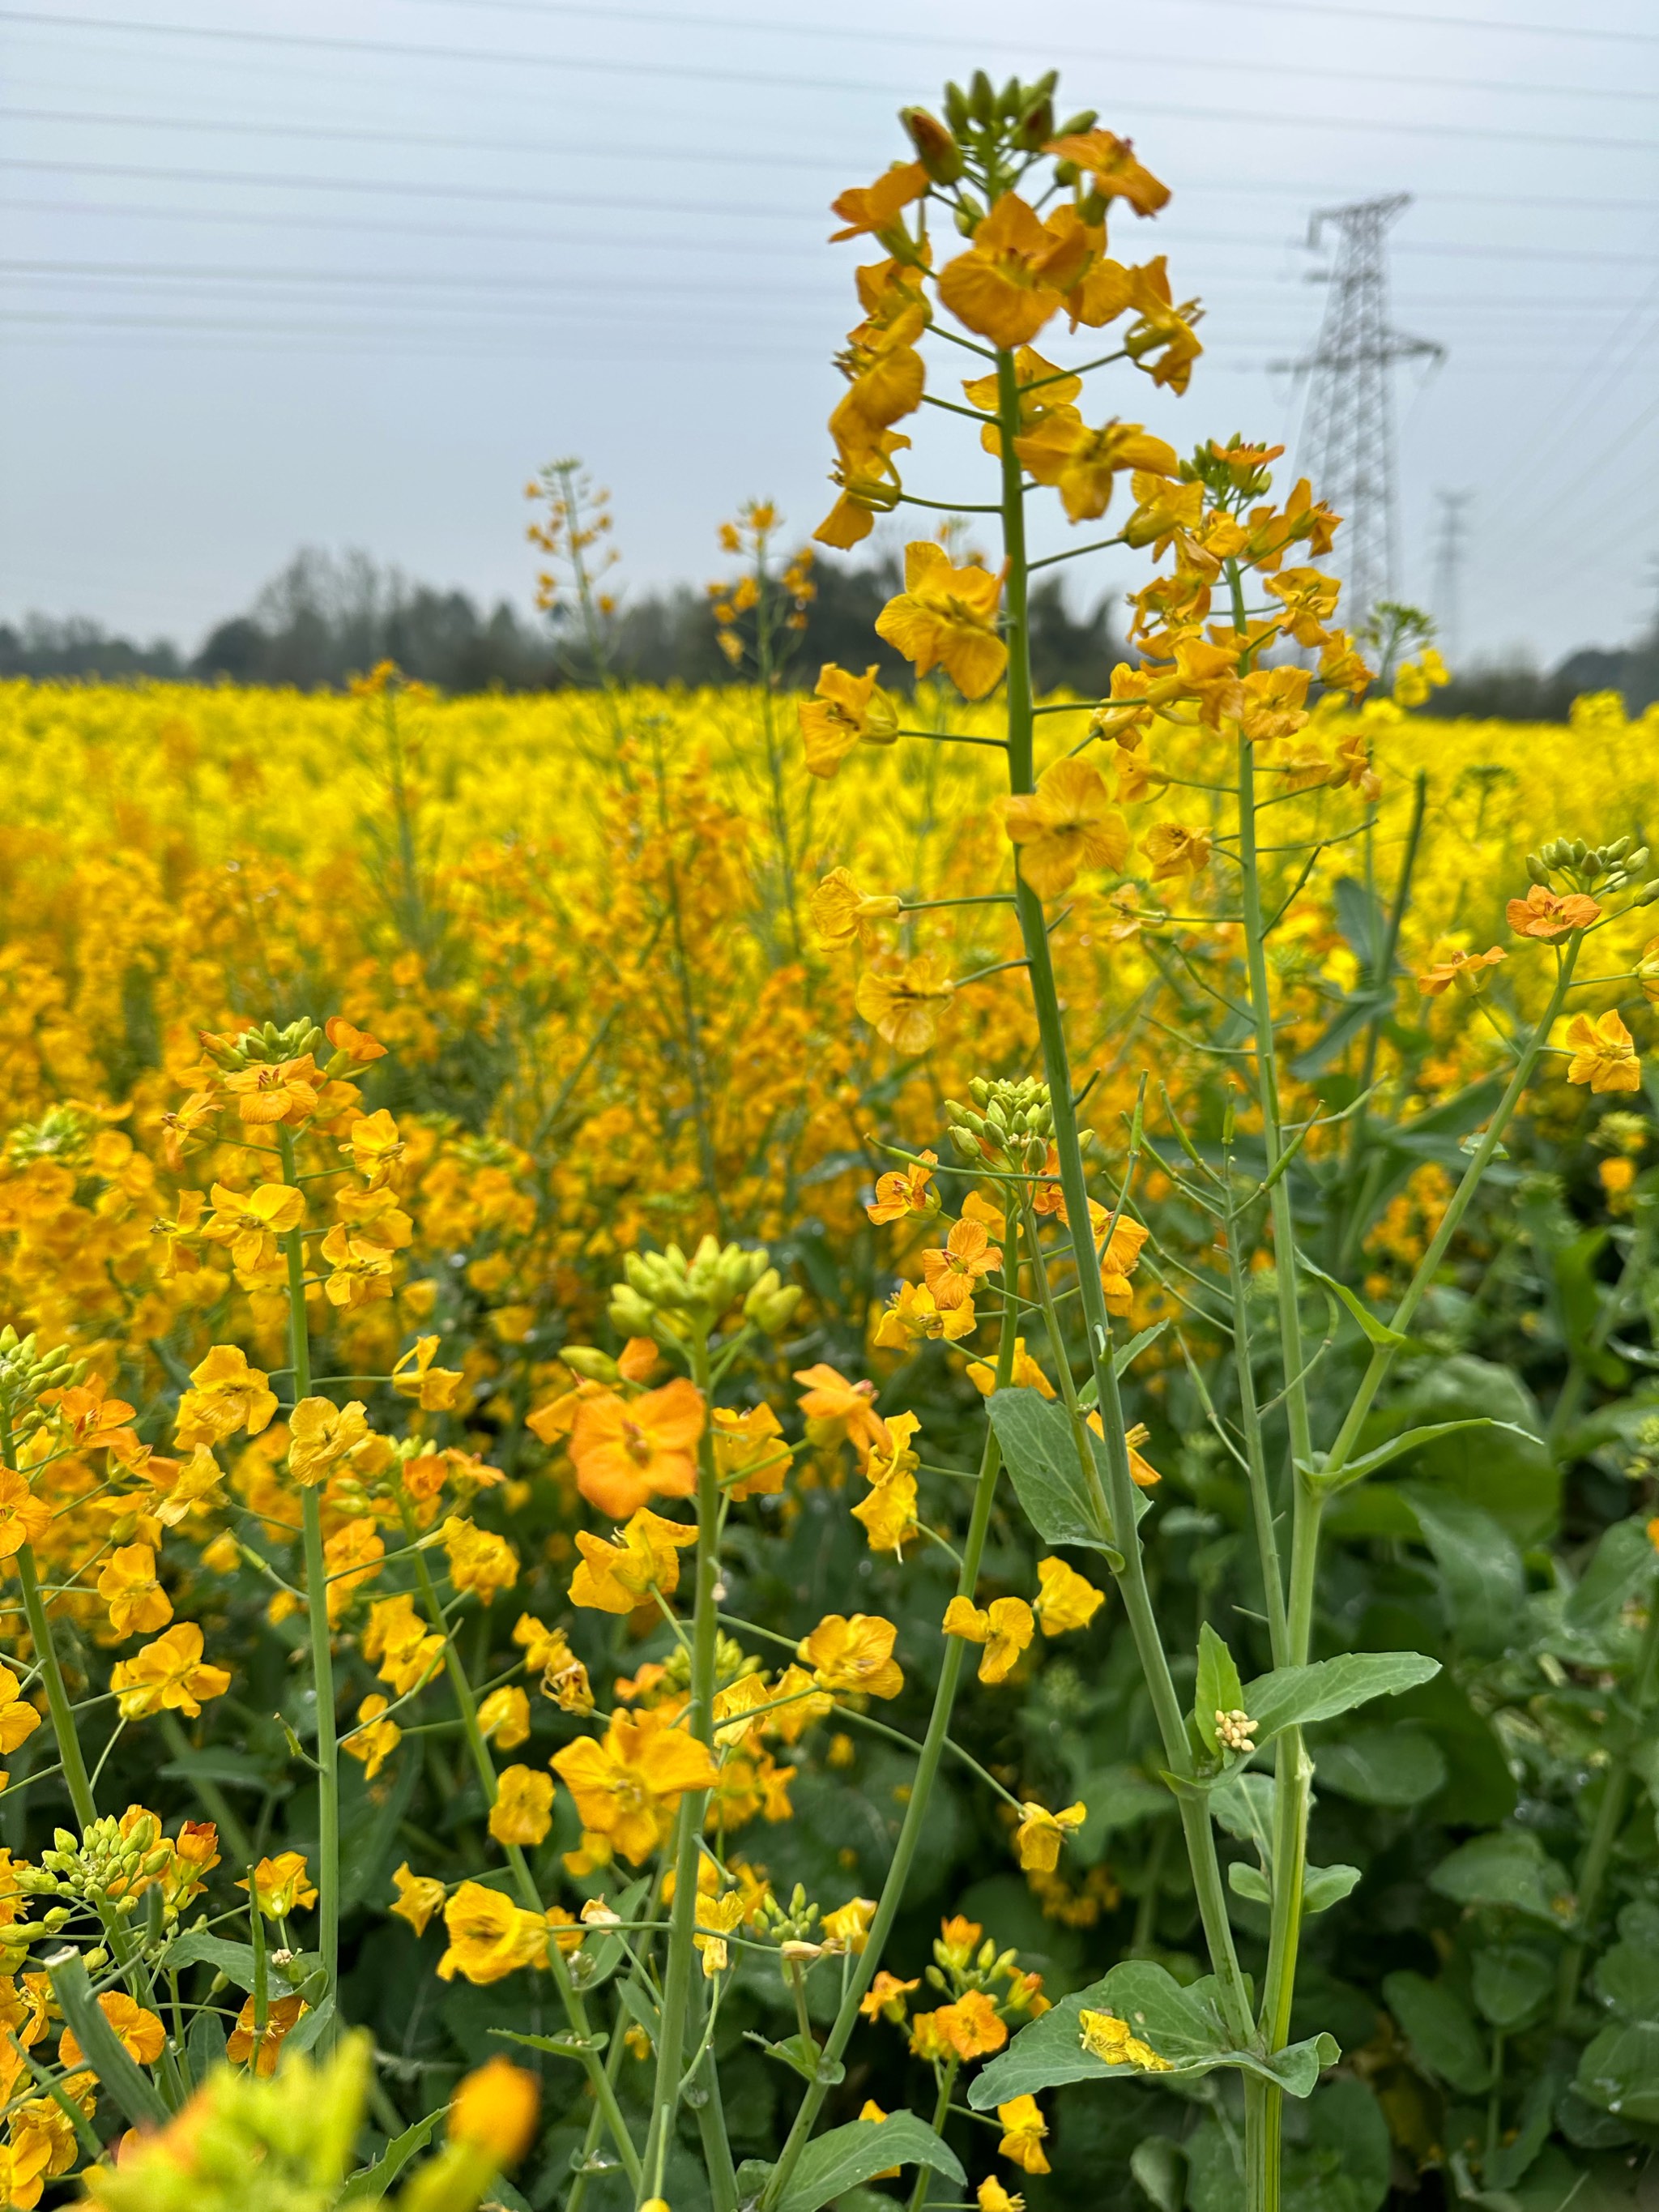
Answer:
[561, 1347, 620, 1384]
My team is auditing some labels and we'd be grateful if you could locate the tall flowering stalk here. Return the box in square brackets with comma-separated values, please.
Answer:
[799, 66, 1657, 2211]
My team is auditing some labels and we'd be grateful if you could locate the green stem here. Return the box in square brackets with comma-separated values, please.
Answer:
[1557, 1591, 1659, 2022]
[908, 2058, 960, 2212]
[642, 1327, 728, 2208]
[12, 1540, 98, 1833]
[1321, 937, 1584, 1480]
[757, 1275, 1021, 2212]
[996, 348, 1252, 2046]
[1341, 768, 1427, 1197]
[402, 1519, 643, 2189]
[1224, 1182, 1290, 1669]
[1232, 700, 1318, 2193]
[278, 1124, 339, 2048]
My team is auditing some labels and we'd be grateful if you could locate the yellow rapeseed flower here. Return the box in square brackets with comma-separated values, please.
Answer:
[797, 1612, 904, 1700]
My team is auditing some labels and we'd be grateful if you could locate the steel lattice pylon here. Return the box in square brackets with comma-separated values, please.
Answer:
[1274, 195, 1444, 637]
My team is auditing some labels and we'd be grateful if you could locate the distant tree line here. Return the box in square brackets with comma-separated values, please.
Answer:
[0, 546, 1122, 699]
[3, 545, 1656, 713]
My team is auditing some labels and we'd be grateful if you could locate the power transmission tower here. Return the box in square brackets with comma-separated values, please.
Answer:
[1431, 488, 1474, 664]
[1273, 195, 1444, 636]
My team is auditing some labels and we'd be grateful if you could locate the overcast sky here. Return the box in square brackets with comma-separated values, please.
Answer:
[2, 0, 1656, 668]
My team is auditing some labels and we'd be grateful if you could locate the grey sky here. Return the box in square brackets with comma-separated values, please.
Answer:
[2, 0, 1656, 668]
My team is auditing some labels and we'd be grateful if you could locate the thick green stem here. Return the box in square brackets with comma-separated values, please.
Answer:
[996, 349, 1252, 2044]
[13, 1541, 98, 1834]
[1256, 923, 1585, 2196]
[1235, 716, 1320, 2184]
[278, 1125, 339, 2046]
[642, 1330, 728, 2208]
[758, 1277, 1021, 2212]
[1224, 1187, 1290, 1669]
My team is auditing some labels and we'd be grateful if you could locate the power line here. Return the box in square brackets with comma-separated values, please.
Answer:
[6, 160, 1659, 271]
[399, 0, 1659, 49]
[6, 109, 1658, 215]
[0, 11, 1652, 152]
[0, 307, 1600, 368]
[285, 0, 1659, 106]
[0, 261, 1642, 318]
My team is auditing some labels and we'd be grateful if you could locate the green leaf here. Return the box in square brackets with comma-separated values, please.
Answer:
[1428, 1831, 1572, 1922]
[186, 2004, 226, 2081]
[1471, 1945, 1555, 2031]
[1485, 2068, 1562, 2192]
[968, 1962, 1337, 2105]
[339, 1743, 421, 1911]
[1295, 1254, 1406, 1347]
[1303, 1864, 1363, 1915]
[1314, 1727, 1448, 1808]
[1307, 1420, 1539, 1498]
[1357, 1356, 1558, 1543]
[1211, 1770, 1276, 1865]
[569, 1875, 649, 1993]
[774, 2114, 964, 2212]
[1552, 1227, 1627, 1389]
[159, 1748, 279, 1789]
[1114, 1319, 1170, 1378]
[1382, 1970, 1490, 2094]
[286, 1992, 335, 2057]
[1130, 2137, 1188, 2212]
[161, 1930, 261, 1990]
[1299, 2077, 1392, 2212]
[1226, 1860, 1358, 1914]
[1243, 1652, 1440, 1747]
[1195, 1623, 1244, 1756]
[1576, 2020, 1659, 2124]
[339, 2108, 443, 2201]
[1594, 1907, 1659, 2021]
[1401, 1488, 1526, 1658]
[987, 1387, 1120, 1557]
[491, 2028, 608, 2062]
[1563, 1516, 1658, 1633]
[47, 1951, 168, 2129]
[746, 2031, 844, 2087]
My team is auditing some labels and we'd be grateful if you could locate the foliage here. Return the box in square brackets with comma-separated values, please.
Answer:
[0, 58, 1656, 2212]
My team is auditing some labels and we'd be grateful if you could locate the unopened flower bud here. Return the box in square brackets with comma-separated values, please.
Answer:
[900, 105, 962, 183]
[561, 1347, 620, 1384]
[608, 1286, 657, 1336]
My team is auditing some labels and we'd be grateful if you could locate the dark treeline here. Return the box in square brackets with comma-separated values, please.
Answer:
[4, 545, 1657, 713]
[0, 546, 1125, 699]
